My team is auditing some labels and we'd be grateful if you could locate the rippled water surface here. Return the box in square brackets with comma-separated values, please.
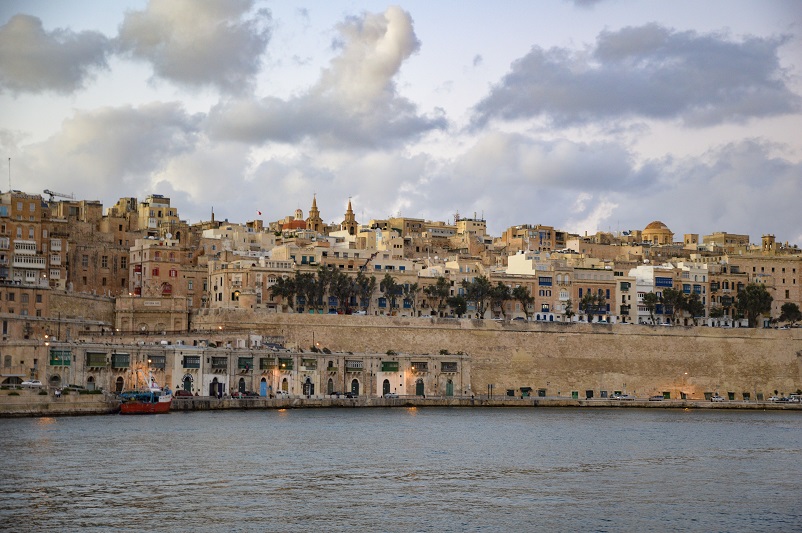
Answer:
[1, 408, 800, 532]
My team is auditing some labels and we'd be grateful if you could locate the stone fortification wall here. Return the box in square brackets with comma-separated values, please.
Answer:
[50, 291, 114, 324]
[193, 311, 802, 399]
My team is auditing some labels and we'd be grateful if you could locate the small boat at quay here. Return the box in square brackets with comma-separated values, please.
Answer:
[119, 371, 172, 415]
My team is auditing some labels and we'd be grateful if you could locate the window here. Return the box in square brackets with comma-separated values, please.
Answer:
[36, 294, 42, 303]
[188, 279, 194, 290]
[82, 255, 89, 268]
[121, 257, 127, 269]
[7, 293, 14, 302]
[21, 294, 28, 304]
[101, 256, 108, 268]
[152, 267, 159, 276]
[28, 227, 34, 239]
[169, 269, 177, 278]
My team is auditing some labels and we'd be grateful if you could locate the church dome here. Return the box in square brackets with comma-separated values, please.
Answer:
[644, 220, 669, 230]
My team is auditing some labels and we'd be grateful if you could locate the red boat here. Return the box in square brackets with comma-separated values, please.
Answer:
[119, 372, 173, 415]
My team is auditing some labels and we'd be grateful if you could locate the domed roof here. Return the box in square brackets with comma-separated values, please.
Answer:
[644, 220, 669, 230]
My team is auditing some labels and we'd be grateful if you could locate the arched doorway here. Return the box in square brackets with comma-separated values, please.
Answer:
[382, 379, 391, 396]
[49, 375, 62, 389]
[238, 378, 246, 393]
[260, 377, 267, 397]
[182, 374, 193, 393]
[327, 378, 334, 395]
[87, 376, 95, 391]
[416, 378, 424, 396]
[210, 377, 220, 397]
[350, 379, 360, 396]
[303, 377, 314, 396]
[446, 379, 454, 396]
[281, 378, 288, 392]
[115, 376, 124, 392]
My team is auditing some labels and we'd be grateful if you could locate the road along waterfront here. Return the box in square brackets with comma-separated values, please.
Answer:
[1, 408, 799, 532]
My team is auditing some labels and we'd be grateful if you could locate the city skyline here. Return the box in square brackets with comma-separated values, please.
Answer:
[1, 0, 800, 243]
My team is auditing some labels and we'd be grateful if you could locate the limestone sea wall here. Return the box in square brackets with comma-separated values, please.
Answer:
[194, 311, 802, 399]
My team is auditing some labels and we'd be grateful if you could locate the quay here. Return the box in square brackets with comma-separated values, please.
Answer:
[2, 390, 801, 418]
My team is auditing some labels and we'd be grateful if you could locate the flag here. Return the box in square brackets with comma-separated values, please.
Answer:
[257, 210, 262, 215]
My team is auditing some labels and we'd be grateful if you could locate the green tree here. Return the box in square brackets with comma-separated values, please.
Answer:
[736, 283, 773, 328]
[563, 298, 575, 322]
[423, 276, 450, 316]
[580, 290, 607, 322]
[490, 282, 512, 319]
[269, 275, 296, 312]
[685, 293, 706, 325]
[661, 287, 685, 324]
[642, 292, 659, 324]
[294, 271, 317, 313]
[512, 285, 534, 320]
[329, 269, 356, 314]
[779, 302, 802, 325]
[355, 271, 376, 314]
[709, 306, 725, 319]
[314, 265, 336, 313]
[446, 295, 468, 318]
[403, 282, 420, 315]
[380, 273, 401, 314]
[462, 275, 492, 318]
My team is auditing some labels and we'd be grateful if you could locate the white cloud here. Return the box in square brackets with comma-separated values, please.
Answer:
[10, 103, 202, 202]
[0, 14, 111, 94]
[207, 6, 447, 148]
[117, 0, 272, 93]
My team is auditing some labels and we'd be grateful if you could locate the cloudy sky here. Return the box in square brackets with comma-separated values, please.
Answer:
[1, 0, 800, 244]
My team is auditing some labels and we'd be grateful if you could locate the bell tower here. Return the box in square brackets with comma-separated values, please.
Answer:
[341, 198, 358, 236]
[306, 195, 323, 233]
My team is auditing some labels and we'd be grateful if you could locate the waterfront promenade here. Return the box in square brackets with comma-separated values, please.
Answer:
[2, 389, 800, 417]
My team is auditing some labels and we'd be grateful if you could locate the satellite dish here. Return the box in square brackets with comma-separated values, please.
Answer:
[166, 233, 172, 239]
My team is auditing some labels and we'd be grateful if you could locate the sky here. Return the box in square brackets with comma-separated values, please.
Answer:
[1, 0, 801, 245]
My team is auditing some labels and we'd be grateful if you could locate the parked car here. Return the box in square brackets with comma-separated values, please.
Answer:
[173, 390, 193, 398]
[21, 380, 43, 388]
[649, 395, 664, 401]
[513, 317, 526, 321]
[619, 394, 636, 400]
[710, 395, 725, 402]
[768, 396, 781, 402]
[274, 391, 289, 398]
[345, 392, 358, 398]
[243, 391, 260, 398]
[384, 392, 399, 399]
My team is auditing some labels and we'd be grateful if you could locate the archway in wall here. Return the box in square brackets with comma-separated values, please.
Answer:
[115, 376, 124, 392]
[238, 378, 246, 393]
[416, 378, 424, 396]
[382, 379, 390, 396]
[303, 377, 314, 396]
[182, 374, 193, 393]
[210, 377, 219, 397]
[87, 376, 95, 391]
[350, 379, 360, 396]
[49, 375, 62, 388]
[260, 377, 267, 397]
[446, 379, 454, 396]
[281, 378, 288, 392]
[327, 378, 334, 395]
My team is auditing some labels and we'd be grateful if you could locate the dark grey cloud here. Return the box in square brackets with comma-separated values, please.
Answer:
[472, 23, 801, 128]
[117, 0, 272, 93]
[206, 6, 446, 148]
[0, 14, 111, 94]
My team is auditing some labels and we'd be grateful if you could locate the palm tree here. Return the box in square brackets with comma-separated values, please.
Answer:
[512, 285, 534, 320]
